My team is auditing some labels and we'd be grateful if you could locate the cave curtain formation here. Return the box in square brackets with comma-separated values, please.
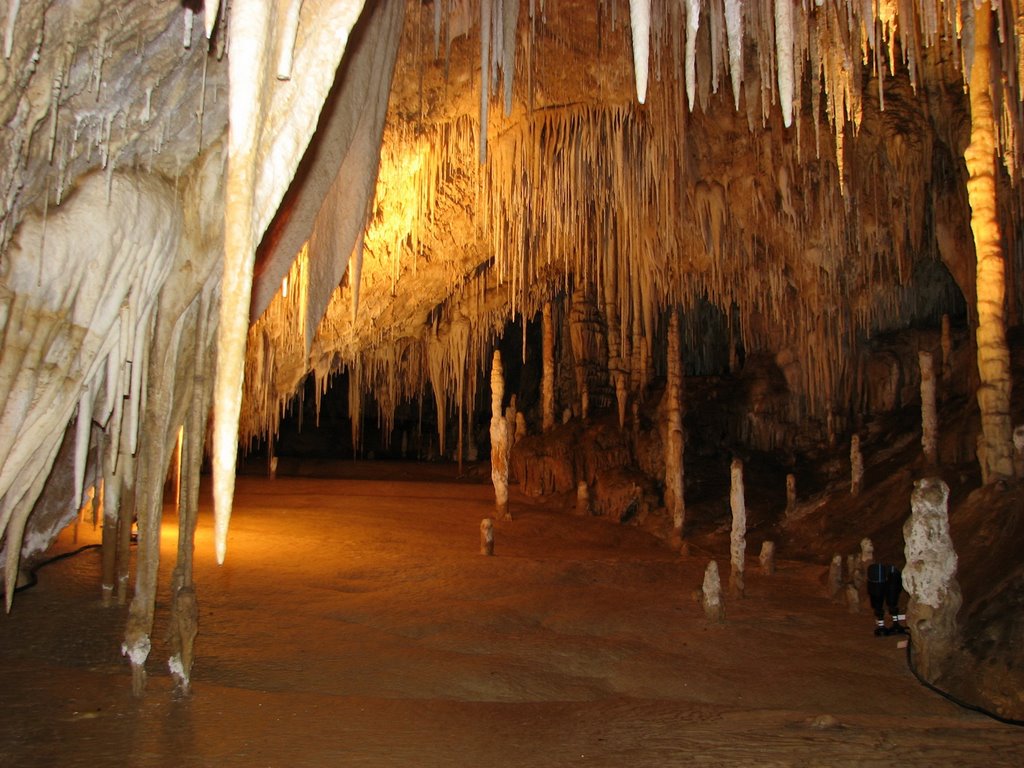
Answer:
[0, 1, 1022, 692]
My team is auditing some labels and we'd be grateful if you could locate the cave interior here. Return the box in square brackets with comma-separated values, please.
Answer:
[1, 0, 1024, 749]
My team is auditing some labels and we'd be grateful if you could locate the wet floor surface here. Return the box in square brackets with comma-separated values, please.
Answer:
[2, 472, 1022, 766]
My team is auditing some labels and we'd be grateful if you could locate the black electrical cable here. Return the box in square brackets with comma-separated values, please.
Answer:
[904, 632, 1024, 727]
[12, 543, 102, 594]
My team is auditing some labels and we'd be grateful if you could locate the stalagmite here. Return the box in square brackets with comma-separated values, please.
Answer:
[542, 303, 555, 431]
[785, 473, 796, 517]
[860, 538, 874, 568]
[759, 540, 775, 575]
[845, 583, 860, 613]
[940, 314, 953, 383]
[628, 0, 651, 103]
[576, 480, 590, 516]
[903, 478, 962, 683]
[480, 518, 494, 555]
[489, 350, 511, 521]
[1014, 425, 1024, 477]
[702, 560, 724, 622]
[850, 434, 863, 496]
[828, 554, 844, 600]
[729, 458, 746, 597]
[665, 311, 685, 537]
[965, 2, 1015, 482]
[920, 351, 938, 465]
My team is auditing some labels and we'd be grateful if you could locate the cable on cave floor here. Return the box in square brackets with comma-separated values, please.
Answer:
[13, 543, 104, 594]
[903, 632, 1024, 727]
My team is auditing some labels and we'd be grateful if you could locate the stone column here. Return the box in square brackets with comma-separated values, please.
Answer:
[903, 477, 962, 683]
[965, 2, 1015, 482]
[489, 351, 512, 521]
[101, 469, 121, 606]
[542, 302, 555, 432]
[729, 458, 746, 597]
[920, 351, 938, 465]
[665, 311, 685, 538]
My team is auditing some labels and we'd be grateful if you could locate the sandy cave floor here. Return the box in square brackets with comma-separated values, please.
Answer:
[1, 464, 1022, 767]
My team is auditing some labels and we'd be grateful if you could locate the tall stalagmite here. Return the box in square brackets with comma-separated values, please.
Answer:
[542, 303, 555, 432]
[489, 350, 511, 521]
[665, 311, 685, 537]
[965, 2, 1015, 482]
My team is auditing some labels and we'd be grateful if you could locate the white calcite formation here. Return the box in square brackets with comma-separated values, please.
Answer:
[903, 477, 962, 682]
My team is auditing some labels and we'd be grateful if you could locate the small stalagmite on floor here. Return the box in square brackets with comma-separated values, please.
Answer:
[702, 560, 725, 623]
[480, 518, 494, 556]
[828, 554, 844, 601]
[759, 541, 775, 575]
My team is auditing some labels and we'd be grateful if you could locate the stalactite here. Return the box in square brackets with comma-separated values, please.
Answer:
[480, 0, 491, 163]
[502, 0, 519, 114]
[628, 0, 651, 103]
[723, 0, 743, 110]
[276, 0, 305, 80]
[685, 0, 701, 110]
[920, 350, 938, 465]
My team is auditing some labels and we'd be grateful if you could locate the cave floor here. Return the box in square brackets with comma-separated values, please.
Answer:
[1, 463, 1021, 767]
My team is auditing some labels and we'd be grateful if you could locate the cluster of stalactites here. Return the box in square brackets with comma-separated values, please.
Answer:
[241, 76, 967, 449]
[453, 1, 1024, 178]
